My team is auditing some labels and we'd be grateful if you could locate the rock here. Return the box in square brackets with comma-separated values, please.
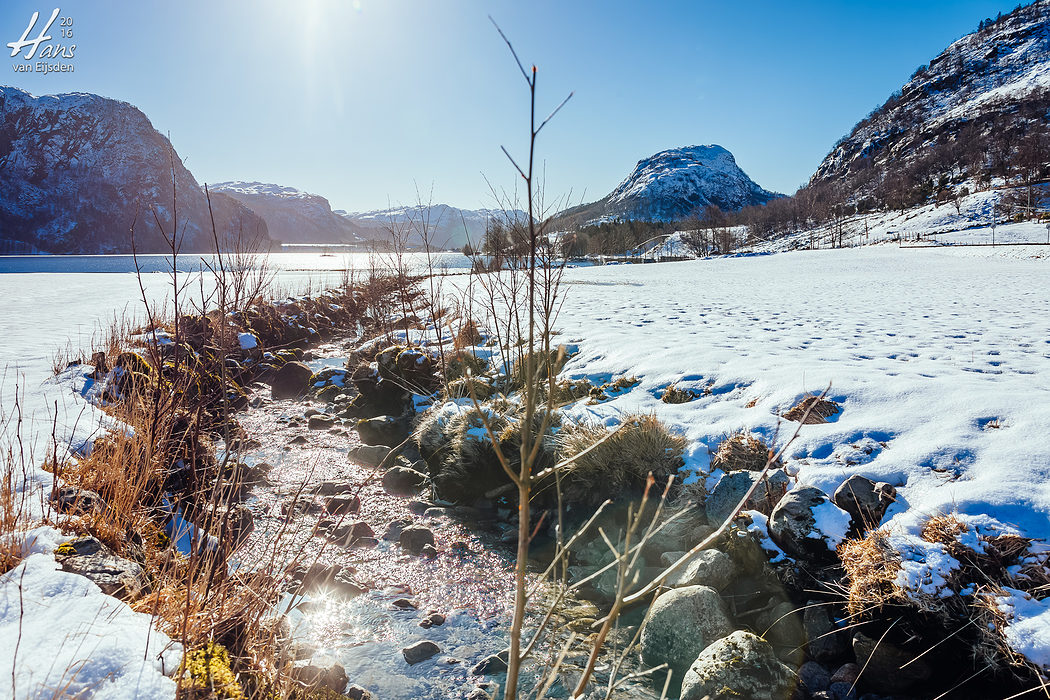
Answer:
[383, 466, 429, 496]
[568, 563, 663, 604]
[291, 662, 348, 692]
[829, 663, 860, 687]
[764, 601, 806, 666]
[308, 415, 337, 430]
[639, 585, 734, 678]
[665, 548, 735, 591]
[798, 661, 832, 695]
[706, 468, 791, 524]
[402, 640, 441, 665]
[420, 611, 446, 629]
[328, 520, 375, 546]
[331, 571, 368, 598]
[282, 495, 322, 516]
[345, 685, 373, 700]
[466, 688, 492, 700]
[55, 536, 148, 600]
[50, 486, 105, 515]
[680, 630, 797, 700]
[356, 415, 410, 446]
[393, 598, 418, 609]
[408, 500, 433, 515]
[399, 525, 436, 554]
[383, 518, 413, 541]
[851, 632, 931, 693]
[832, 475, 896, 532]
[471, 650, 509, 675]
[286, 435, 308, 446]
[768, 486, 851, 562]
[423, 507, 449, 519]
[324, 494, 361, 515]
[347, 444, 391, 468]
[828, 682, 858, 700]
[304, 408, 322, 418]
[271, 361, 314, 399]
[804, 604, 848, 663]
[420, 543, 438, 558]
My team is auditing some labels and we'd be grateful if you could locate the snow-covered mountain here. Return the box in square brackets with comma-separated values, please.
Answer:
[557, 145, 780, 226]
[338, 204, 525, 249]
[209, 181, 366, 245]
[0, 87, 269, 254]
[810, 0, 1050, 193]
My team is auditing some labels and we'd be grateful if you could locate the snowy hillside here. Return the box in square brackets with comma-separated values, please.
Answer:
[557, 145, 780, 226]
[811, 0, 1050, 191]
[0, 87, 269, 254]
[210, 181, 365, 245]
[340, 204, 527, 249]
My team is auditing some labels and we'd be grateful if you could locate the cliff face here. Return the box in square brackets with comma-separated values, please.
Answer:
[0, 87, 269, 253]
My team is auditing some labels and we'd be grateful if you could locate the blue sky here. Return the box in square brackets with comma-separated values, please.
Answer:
[1, 0, 1024, 213]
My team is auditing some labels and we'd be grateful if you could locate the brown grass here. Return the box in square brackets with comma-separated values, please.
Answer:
[660, 384, 698, 404]
[783, 395, 840, 424]
[710, 432, 781, 472]
[549, 413, 687, 506]
[839, 530, 905, 617]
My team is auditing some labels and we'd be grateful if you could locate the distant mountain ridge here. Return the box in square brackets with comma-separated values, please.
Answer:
[210, 181, 364, 245]
[0, 86, 269, 254]
[339, 204, 527, 249]
[557, 145, 780, 226]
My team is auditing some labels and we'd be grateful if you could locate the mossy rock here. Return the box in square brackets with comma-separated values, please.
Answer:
[180, 641, 243, 699]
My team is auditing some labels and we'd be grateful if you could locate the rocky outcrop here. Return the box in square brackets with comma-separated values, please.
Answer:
[0, 87, 270, 253]
[680, 631, 797, 700]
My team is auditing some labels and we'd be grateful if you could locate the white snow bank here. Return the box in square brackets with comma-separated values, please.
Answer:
[998, 588, 1050, 670]
[0, 527, 180, 699]
[546, 245, 1050, 664]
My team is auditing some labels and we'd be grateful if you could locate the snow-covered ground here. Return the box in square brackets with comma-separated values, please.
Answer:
[551, 245, 1050, 666]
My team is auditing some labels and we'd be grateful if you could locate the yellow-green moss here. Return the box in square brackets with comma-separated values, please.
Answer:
[180, 642, 243, 699]
[54, 540, 77, 557]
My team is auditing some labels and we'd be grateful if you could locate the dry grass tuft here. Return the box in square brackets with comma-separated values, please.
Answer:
[549, 414, 687, 506]
[783, 395, 840, 424]
[710, 432, 781, 473]
[839, 530, 905, 617]
[660, 384, 699, 404]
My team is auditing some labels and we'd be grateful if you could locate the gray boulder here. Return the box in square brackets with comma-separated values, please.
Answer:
[639, 585, 733, 678]
[768, 486, 851, 562]
[665, 549, 735, 591]
[357, 415, 410, 446]
[399, 525, 436, 554]
[832, 475, 896, 532]
[271, 361, 314, 399]
[803, 603, 848, 663]
[852, 631, 931, 693]
[348, 444, 391, 468]
[308, 415, 337, 430]
[383, 466, 428, 496]
[402, 640, 441, 665]
[50, 486, 105, 516]
[55, 536, 148, 600]
[706, 468, 790, 524]
[681, 630, 797, 700]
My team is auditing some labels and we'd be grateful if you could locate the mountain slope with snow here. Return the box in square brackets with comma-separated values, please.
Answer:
[339, 204, 526, 249]
[558, 145, 780, 226]
[210, 181, 366, 245]
[0, 87, 269, 254]
[810, 0, 1050, 193]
